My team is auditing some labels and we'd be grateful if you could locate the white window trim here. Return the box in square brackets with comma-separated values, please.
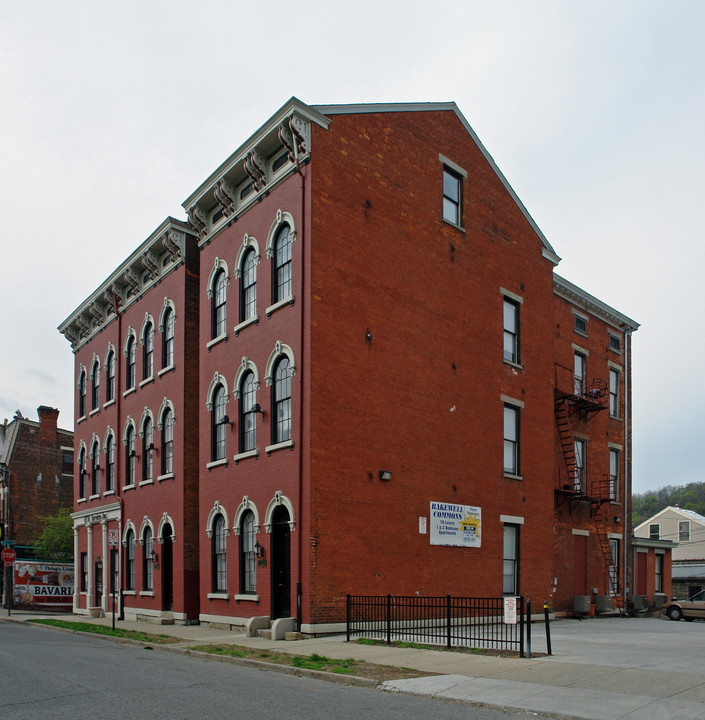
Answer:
[234, 449, 259, 464]
[265, 439, 294, 455]
[266, 295, 294, 317]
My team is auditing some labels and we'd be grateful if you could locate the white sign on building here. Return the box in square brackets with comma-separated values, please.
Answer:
[429, 502, 481, 547]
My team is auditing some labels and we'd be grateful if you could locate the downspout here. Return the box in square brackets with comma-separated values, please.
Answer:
[295, 132, 306, 632]
[623, 327, 632, 609]
[113, 292, 125, 618]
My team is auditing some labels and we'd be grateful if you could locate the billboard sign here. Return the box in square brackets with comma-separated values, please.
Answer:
[429, 502, 481, 547]
[13, 562, 74, 607]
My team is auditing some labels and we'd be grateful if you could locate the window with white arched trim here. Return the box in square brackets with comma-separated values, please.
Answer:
[142, 414, 155, 483]
[142, 317, 154, 380]
[90, 439, 100, 496]
[90, 358, 100, 411]
[240, 247, 257, 322]
[143, 526, 154, 591]
[125, 333, 136, 390]
[105, 346, 116, 403]
[212, 513, 227, 593]
[125, 528, 136, 590]
[162, 306, 175, 369]
[273, 357, 291, 444]
[78, 444, 87, 499]
[212, 383, 227, 461]
[104, 431, 115, 492]
[212, 268, 227, 339]
[161, 407, 174, 476]
[272, 224, 292, 303]
[78, 368, 87, 418]
[124, 420, 136, 487]
[239, 371, 257, 453]
[240, 510, 256, 594]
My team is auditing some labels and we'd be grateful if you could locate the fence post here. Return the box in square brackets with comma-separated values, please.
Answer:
[386, 594, 392, 646]
[447, 595, 452, 649]
[519, 595, 525, 658]
[526, 597, 532, 658]
[544, 600, 552, 656]
[346, 594, 350, 642]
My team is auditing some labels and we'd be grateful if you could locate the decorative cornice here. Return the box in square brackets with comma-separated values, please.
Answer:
[553, 274, 639, 332]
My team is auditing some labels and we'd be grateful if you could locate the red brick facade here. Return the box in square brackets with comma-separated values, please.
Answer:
[60, 99, 638, 630]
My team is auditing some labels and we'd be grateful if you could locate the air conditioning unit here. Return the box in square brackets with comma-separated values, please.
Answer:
[573, 595, 591, 614]
[632, 595, 647, 611]
[653, 593, 667, 609]
[595, 596, 612, 614]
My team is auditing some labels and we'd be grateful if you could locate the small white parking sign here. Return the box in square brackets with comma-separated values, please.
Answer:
[108, 530, 119, 546]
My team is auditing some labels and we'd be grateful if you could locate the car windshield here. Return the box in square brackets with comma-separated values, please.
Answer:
[689, 589, 705, 601]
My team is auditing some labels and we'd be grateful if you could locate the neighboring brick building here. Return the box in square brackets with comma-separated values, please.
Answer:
[59, 219, 201, 621]
[0, 407, 73, 558]
[59, 99, 638, 629]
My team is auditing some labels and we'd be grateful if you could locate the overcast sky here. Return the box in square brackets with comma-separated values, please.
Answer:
[1, 1, 702, 494]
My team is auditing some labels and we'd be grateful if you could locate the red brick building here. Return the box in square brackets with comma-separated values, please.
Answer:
[0, 407, 73, 558]
[60, 99, 638, 630]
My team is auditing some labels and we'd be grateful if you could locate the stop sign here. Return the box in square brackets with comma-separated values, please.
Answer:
[1, 548, 16, 564]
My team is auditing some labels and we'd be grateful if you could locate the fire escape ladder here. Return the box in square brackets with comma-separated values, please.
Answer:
[555, 399, 578, 491]
[592, 502, 624, 613]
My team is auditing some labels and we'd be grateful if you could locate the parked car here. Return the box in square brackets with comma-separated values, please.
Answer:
[665, 589, 705, 621]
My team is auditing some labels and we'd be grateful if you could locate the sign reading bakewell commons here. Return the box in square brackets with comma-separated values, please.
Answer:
[429, 502, 482, 547]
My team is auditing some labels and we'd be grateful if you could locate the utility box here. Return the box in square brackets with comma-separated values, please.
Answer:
[632, 595, 647, 611]
[653, 593, 667, 609]
[573, 595, 591, 614]
[595, 596, 612, 614]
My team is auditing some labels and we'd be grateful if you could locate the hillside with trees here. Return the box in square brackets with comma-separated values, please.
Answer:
[632, 482, 705, 527]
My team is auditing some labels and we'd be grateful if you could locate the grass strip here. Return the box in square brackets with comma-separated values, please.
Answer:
[27, 618, 179, 644]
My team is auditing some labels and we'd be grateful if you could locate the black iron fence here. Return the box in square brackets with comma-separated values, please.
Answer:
[347, 594, 526, 656]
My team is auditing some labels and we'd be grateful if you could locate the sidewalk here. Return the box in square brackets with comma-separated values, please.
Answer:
[3, 610, 704, 720]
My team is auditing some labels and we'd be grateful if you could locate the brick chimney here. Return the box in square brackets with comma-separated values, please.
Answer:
[37, 406, 59, 443]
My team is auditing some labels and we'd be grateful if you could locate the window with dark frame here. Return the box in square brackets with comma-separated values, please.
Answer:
[62, 449, 74, 475]
[126, 336, 136, 389]
[79, 371, 86, 417]
[503, 404, 520, 476]
[679, 521, 690, 542]
[212, 384, 227, 461]
[91, 362, 100, 410]
[91, 442, 100, 496]
[503, 524, 520, 595]
[574, 314, 587, 335]
[105, 435, 114, 492]
[80, 552, 87, 592]
[240, 248, 257, 322]
[609, 448, 619, 500]
[125, 425, 136, 486]
[609, 538, 620, 594]
[503, 298, 520, 364]
[442, 167, 461, 225]
[649, 523, 660, 540]
[143, 527, 153, 591]
[273, 357, 292, 444]
[212, 514, 227, 593]
[162, 307, 174, 368]
[78, 447, 86, 499]
[142, 417, 154, 482]
[609, 369, 620, 417]
[239, 371, 256, 453]
[240, 510, 256, 594]
[126, 531, 135, 590]
[212, 269, 227, 338]
[574, 352, 586, 395]
[106, 350, 115, 402]
[273, 225, 292, 303]
[574, 438, 586, 492]
[609, 333, 621, 353]
[143, 322, 154, 380]
[655, 554, 664, 593]
[162, 409, 174, 475]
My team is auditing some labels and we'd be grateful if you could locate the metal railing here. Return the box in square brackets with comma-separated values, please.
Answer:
[347, 594, 525, 656]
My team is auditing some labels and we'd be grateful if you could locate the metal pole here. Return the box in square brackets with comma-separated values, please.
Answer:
[519, 596, 524, 658]
[543, 600, 552, 656]
[526, 597, 532, 658]
[386, 594, 391, 646]
[346, 594, 350, 643]
[111, 550, 116, 631]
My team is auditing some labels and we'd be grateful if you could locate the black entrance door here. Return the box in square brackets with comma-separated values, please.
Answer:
[94, 560, 103, 607]
[271, 506, 291, 619]
[161, 525, 173, 612]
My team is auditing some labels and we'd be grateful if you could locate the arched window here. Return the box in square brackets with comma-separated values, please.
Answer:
[91, 440, 100, 496]
[162, 307, 175, 369]
[212, 514, 227, 593]
[211, 384, 227, 461]
[78, 370, 87, 418]
[142, 416, 154, 482]
[273, 357, 291, 443]
[272, 225, 292, 303]
[143, 321, 154, 380]
[239, 371, 256, 453]
[91, 361, 100, 411]
[240, 510, 256, 594]
[106, 350, 115, 402]
[126, 336, 136, 390]
[240, 247, 257, 322]
[126, 529, 136, 590]
[143, 527, 154, 591]
[78, 446, 87, 499]
[105, 434, 115, 492]
[125, 424, 136, 486]
[212, 269, 227, 338]
[161, 408, 174, 475]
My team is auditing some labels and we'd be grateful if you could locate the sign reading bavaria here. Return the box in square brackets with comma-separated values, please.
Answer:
[429, 502, 481, 547]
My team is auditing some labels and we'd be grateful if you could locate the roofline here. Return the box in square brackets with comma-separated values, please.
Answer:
[631, 536, 678, 549]
[312, 101, 562, 266]
[634, 505, 705, 531]
[554, 273, 640, 332]
[58, 216, 193, 333]
[181, 96, 331, 210]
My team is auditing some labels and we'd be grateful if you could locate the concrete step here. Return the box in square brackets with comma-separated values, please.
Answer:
[256, 628, 272, 639]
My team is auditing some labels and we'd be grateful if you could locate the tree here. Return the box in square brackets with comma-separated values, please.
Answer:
[34, 508, 73, 562]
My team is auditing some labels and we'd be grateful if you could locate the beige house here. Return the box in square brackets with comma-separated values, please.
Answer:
[634, 507, 705, 562]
